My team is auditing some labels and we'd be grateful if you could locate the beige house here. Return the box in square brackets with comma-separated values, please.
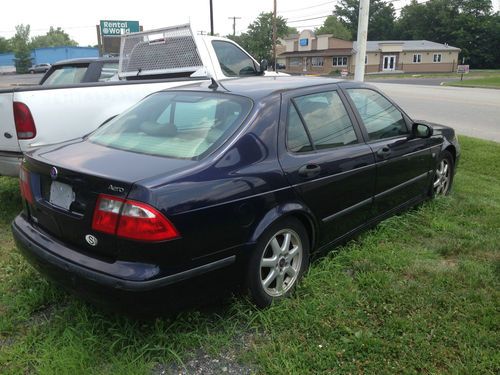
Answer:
[278, 30, 353, 75]
[278, 30, 461, 74]
[352, 40, 461, 73]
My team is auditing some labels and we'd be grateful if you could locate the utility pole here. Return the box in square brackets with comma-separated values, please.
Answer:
[228, 16, 241, 36]
[354, 0, 370, 82]
[272, 0, 277, 71]
[209, 0, 214, 36]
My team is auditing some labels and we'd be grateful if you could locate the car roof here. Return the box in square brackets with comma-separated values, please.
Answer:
[51, 57, 119, 66]
[172, 76, 362, 100]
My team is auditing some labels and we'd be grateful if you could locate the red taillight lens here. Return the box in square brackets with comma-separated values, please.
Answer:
[19, 165, 34, 204]
[13, 102, 36, 140]
[92, 194, 179, 242]
[92, 195, 124, 234]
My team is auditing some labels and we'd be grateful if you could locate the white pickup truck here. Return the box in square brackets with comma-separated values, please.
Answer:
[0, 24, 279, 176]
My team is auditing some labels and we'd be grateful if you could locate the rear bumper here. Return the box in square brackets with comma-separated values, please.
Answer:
[11, 215, 236, 304]
[0, 151, 22, 176]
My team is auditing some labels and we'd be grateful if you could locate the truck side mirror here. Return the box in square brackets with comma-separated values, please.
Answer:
[259, 59, 268, 74]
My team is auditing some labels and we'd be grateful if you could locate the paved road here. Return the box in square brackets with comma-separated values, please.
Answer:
[0, 73, 43, 88]
[371, 82, 500, 142]
[366, 77, 459, 86]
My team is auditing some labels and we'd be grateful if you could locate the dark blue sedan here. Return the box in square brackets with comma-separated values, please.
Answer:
[12, 76, 460, 308]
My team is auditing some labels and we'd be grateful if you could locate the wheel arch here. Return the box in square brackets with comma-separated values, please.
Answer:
[249, 202, 318, 252]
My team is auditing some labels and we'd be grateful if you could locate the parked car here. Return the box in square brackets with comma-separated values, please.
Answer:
[0, 24, 286, 177]
[12, 76, 460, 309]
[39, 57, 119, 85]
[28, 63, 51, 74]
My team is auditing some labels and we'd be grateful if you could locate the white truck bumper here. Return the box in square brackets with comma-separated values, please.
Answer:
[0, 152, 23, 177]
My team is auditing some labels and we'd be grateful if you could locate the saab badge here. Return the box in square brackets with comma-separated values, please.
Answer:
[50, 166, 58, 180]
[85, 234, 98, 246]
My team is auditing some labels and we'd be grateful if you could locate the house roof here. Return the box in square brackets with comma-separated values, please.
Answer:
[279, 48, 353, 58]
[353, 40, 460, 52]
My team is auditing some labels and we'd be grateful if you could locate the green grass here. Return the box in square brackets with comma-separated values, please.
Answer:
[444, 76, 500, 89]
[1, 136, 499, 374]
[366, 69, 500, 81]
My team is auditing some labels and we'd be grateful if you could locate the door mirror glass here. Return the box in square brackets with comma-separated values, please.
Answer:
[260, 59, 268, 73]
[411, 123, 433, 138]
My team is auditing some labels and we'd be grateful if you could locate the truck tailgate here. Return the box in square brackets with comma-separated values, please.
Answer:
[0, 91, 20, 152]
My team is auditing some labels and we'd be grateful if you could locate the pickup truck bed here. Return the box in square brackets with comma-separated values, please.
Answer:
[0, 25, 283, 176]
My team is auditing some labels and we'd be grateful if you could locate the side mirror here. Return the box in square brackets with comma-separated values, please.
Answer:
[409, 122, 433, 139]
[259, 59, 268, 74]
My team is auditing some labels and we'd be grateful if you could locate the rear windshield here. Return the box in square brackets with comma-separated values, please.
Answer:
[88, 91, 253, 160]
[42, 64, 88, 85]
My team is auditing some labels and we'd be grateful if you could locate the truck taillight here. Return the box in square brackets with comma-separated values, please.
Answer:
[19, 166, 33, 204]
[92, 194, 180, 242]
[13, 102, 36, 140]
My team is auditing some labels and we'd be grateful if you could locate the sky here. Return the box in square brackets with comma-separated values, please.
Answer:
[0, 0, 499, 46]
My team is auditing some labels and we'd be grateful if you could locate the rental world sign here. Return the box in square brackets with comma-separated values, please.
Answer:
[100, 20, 140, 36]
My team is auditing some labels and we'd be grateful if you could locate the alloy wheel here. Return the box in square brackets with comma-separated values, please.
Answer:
[433, 158, 451, 195]
[259, 229, 303, 297]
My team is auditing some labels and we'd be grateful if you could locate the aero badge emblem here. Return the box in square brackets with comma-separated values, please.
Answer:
[85, 234, 98, 246]
[50, 166, 58, 180]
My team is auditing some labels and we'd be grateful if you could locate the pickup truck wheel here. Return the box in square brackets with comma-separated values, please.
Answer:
[29, 70, 34, 74]
[246, 217, 309, 308]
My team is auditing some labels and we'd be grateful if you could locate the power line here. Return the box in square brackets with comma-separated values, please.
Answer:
[279, 1, 336, 14]
[287, 15, 331, 23]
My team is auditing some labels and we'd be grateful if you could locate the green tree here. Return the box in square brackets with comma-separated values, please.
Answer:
[30, 27, 78, 49]
[315, 15, 351, 40]
[396, 0, 499, 68]
[0, 37, 11, 53]
[10, 24, 32, 73]
[233, 12, 293, 63]
[334, 0, 397, 40]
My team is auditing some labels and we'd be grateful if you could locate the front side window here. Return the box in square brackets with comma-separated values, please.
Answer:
[288, 91, 357, 151]
[89, 92, 252, 160]
[42, 65, 89, 85]
[433, 53, 442, 63]
[413, 54, 422, 63]
[347, 89, 408, 141]
[212, 40, 258, 77]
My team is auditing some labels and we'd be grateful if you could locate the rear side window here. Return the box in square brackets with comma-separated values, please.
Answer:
[98, 62, 119, 81]
[42, 65, 89, 85]
[287, 90, 357, 151]
[212, 40, 258, 77]
[347, 88, 408, 140]
[89, 92, 252, 160]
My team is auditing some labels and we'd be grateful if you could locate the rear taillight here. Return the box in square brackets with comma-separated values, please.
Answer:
[92, 194, 179, 242]
[13, 102, 36, 140]
[19, 165, 33, 204]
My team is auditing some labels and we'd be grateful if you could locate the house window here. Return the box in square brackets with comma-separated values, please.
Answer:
[433, 53, 442, 63]
[290, 57, 302, 66]
[413, 54, 422, 63]
[332, 56, 348, 66]
[311, 57, 324, 67]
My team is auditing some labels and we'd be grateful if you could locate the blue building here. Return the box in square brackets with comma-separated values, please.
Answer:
[0, 46, 99, 69]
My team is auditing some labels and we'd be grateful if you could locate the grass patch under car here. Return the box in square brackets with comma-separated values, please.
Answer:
[0, 136, 499, 374]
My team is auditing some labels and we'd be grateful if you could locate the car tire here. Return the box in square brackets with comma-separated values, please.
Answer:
[29, 70, 34, 74]
[246, 217, 310, 308]
[431, 150, 454, 197]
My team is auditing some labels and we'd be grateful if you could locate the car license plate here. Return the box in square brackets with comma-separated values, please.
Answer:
[49, 181, 75, 210]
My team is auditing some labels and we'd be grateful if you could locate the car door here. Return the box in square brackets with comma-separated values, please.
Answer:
[342, 86, 435, 214]
[278, 86, 377, 246]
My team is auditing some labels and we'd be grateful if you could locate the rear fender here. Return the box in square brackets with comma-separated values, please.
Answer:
[249, 202, 318, 251]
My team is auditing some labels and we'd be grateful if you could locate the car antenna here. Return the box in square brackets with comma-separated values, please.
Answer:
[208, 76, 228, 91]
[136, 68, 142, 77]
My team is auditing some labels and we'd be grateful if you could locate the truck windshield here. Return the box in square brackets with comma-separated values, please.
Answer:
[88, 91, 252, 160]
